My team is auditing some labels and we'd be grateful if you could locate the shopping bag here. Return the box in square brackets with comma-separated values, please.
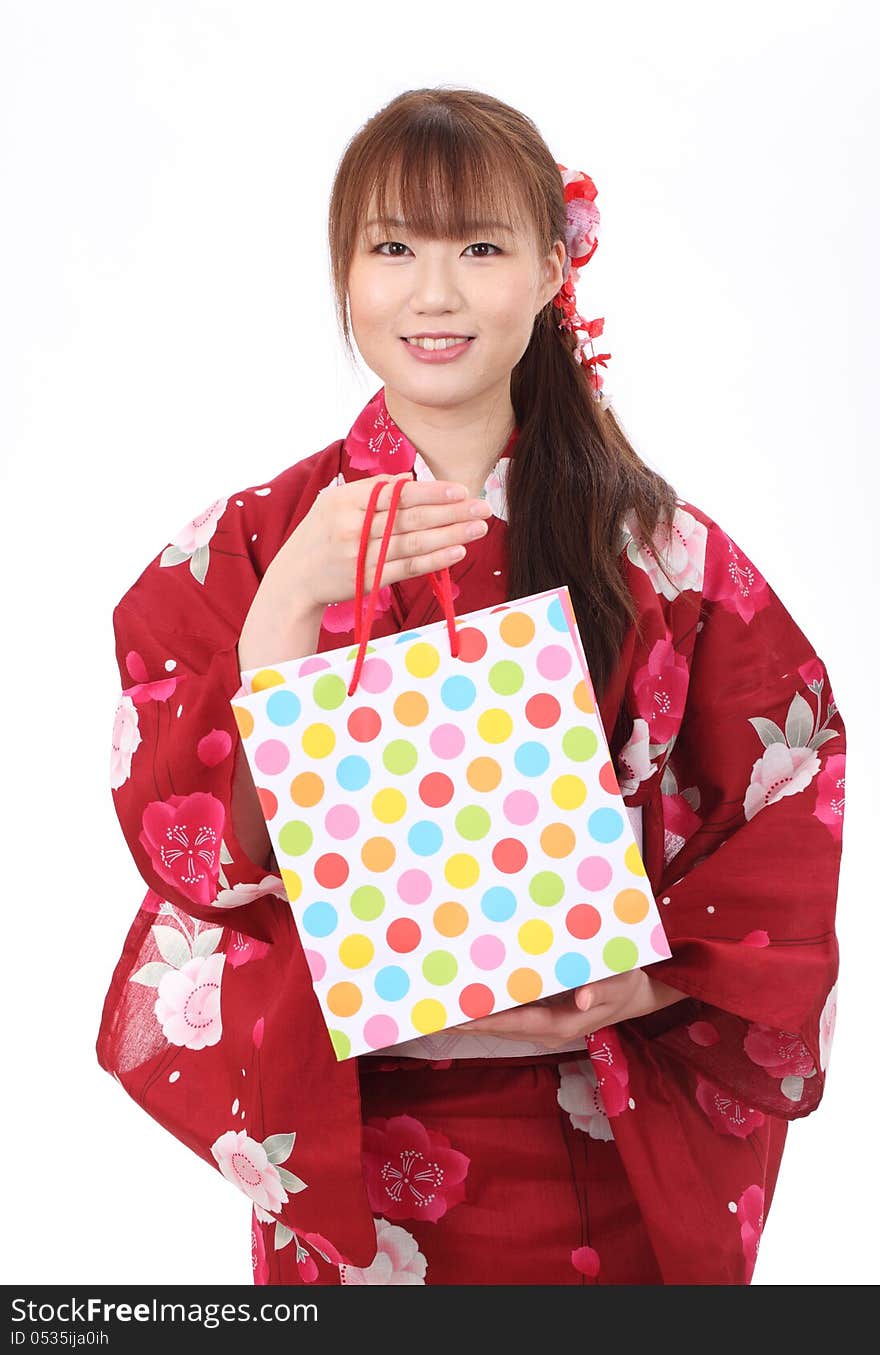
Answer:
[231, 474, 671, 1059]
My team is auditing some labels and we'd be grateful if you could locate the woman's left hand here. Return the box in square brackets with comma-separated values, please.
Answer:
[448, 969, 689, 1049]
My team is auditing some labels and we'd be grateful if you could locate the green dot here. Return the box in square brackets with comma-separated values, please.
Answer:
[312, 673, 349, 710]
[562, 726, 599, 762]
[455, 804, 492, 840]
[529, 871, 565, 907]
[422, 950, 458, 985]
[383, 739, 419, 775]
[350, 885, 386, 921]
[603, 936, 640, 972]
[278, 820, 313, 856]
[329, 1028, 351, 1060]
[488, 660, 525, 696]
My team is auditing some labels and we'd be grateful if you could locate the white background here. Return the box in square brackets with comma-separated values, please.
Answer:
[2, 0, 876, 1286]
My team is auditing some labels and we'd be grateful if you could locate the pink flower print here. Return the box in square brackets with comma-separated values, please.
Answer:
[345, 388, 418, 474]
[702, 526, 770, 624]
[111, 695, 142, 790]
[226, 931, 271, 969]
[211, 1130, 289, 1214]
[585, 1029, 631, 1116]
[814, 752, 845, 842]
[819, 981, 838, 1073]
[557, 1057, 614, 1140]
[122, 675, 182, 706]
[339, 1218, 427, 1285]
[736, 1184, 764, 1283]
[695, 1078, 765, 1138]
[622, 506, 707, 600]
[799, 658, 826, 690]
[362, 1114, 469, 1223]
[571, 1244, 601, 1278]
[154, 951, 225, 1049]
[615, 718, 657, 799]
[320, 588, 395, 636]
[171, 499, 227, 555]
[743, 1023, 816, 1079]
[743, 742, 820, 822]
[632, 637, 690, 746]
[251, 1210, 269, 1285]
[139, 792, 225, 906]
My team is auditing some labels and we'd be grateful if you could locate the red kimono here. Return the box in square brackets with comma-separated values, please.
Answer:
[100, 386, 846, 1285]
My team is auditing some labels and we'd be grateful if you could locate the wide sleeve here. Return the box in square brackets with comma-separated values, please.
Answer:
[618, 510, 846, 1120]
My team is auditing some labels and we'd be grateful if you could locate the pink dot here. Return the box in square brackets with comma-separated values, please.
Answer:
[470, 934, 506, 970]
[358, 657, 393, 694]
[364, 1014, 399, 1050]
[651, 923, 671, 956]
[430, 723, 466, 759]
[254, 739, 290, 775]
[577, 855, 613, 890]
[304, 949, 326, 982]
[503, 789, 539, 825]
[536, 644, 573, 681]
[398, 869, 432, 906]
[299, 656, 332, 676]
[325, 803, 360, 839]
[198, 729, 232, 767]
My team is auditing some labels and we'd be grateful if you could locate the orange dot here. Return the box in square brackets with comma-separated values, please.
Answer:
[256, 786, 278, 822]
[361, 836, 396, 872]
[573, 678, 596, 714]
[507, 968, 543, 1003]
[231, 705, 254, 738]
[434, 902, 469, 937]
[327, 982, 363, 1017]
[540, 822, 576, 858]
[499, 610, 535, 648]
[459, 984, 495, 1019]
[394, 690, 429, 726]
[290, 771, 324, 807]
[614, 888, 650, 924]
[467, 757, 503, 792]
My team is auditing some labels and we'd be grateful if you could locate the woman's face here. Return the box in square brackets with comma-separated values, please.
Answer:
[347, 196, 566, 408]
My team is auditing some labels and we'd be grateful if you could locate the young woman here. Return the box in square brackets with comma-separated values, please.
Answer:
[100, 86, 846, 1285]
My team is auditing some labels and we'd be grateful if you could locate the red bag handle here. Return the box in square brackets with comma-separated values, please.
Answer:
[348, 475, 461, 695]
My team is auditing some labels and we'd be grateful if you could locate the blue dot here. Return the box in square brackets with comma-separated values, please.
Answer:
[440, 675, 477, 711]
[266, 689, 301, 726]
[514, 741, 551, 777]
[395, 630, 423, 644]
[408, 820, 444, 856]
[555, 952, 592, 988]
[547, 595, 569, 632]
[375, 966, 410, 1001]
[481, 886, 518, 922]
[588, 807, 624, 843]
[302, 901, 338, 937]
[337, 755, 371, 792]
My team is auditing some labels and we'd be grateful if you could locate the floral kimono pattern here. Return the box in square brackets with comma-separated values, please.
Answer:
[99, 385, 846, 1284]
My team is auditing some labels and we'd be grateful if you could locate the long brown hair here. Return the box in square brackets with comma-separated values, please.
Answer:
[327, 85, 682, 705]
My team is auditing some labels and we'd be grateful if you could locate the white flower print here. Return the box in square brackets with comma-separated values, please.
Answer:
[154, 952, 225, 1050]
[339, 1218, 427, 1285]
[615, 718, 658, 798]
[111, 693, 142, 790]
[211, 1129, 307, 1216]
[621, 506, 707, 600]
[159, 498, 228, 585]
[819, 981, 838, 1074]
[557, 1057, 614, 1140]
[743, 742, 821, 822]
[213, 876, 288, 909]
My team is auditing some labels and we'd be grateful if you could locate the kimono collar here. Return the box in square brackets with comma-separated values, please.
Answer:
[343, 386, 519, 519]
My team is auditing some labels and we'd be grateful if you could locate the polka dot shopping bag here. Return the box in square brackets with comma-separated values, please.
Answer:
[231, 476, 670, 1060]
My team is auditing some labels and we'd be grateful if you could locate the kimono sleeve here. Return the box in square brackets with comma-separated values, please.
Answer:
[633, 514, 846, 1120]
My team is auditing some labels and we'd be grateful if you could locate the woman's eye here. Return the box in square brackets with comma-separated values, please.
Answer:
[373, 241, 501, 257]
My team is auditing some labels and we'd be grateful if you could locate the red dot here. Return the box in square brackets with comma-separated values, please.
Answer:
[419, 772, 455, 808]
[454, 626, 488, 662]
[525, 692, 561, 729]
[599, 760, 621, 794]
[256, 787, 278, 821]
[348, 706, 382, 743]
[387, 918, 421, 953]
[314, 853, 349, 889]
[566, 905, 602, 940]
[492, 837, 528, 874]
[459, 984, 495, 1019]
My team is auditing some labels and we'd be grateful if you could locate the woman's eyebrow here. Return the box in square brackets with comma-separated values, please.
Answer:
[364, 217, 516, 234]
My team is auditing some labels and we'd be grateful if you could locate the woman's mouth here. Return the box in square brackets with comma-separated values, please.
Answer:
[402, 336, 475, 363]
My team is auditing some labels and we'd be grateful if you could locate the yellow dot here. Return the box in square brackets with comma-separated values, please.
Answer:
[327, 982, 363, 1017]
[361, 836, 397, 872]
[405, 642, 441, 678]
[279, 868, 301, 902]
[499, 611, 535, 648]
[466, 757, 502, 792]
[411, 998, 448, 1034]
[339, 934, 374, 969]
[624, 842, 647, 876]
[551, 774, 587, 810]
[231, 705, 254, 738]
[507, 968, 542, 1003]
[518, 919, 554, 954]
[290, 771, 324, 807]
[444, 853, 480, 889]
[539, 823, 576, 858]
[394, 690, 429, 726]
[251, 668, 286, 692]
[614, 889, 650, 924]
[434, 901, 469, 937]
[372, 787, 407, 824]
[302, 722, 336, 759]
[477, 708, 513, 744]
